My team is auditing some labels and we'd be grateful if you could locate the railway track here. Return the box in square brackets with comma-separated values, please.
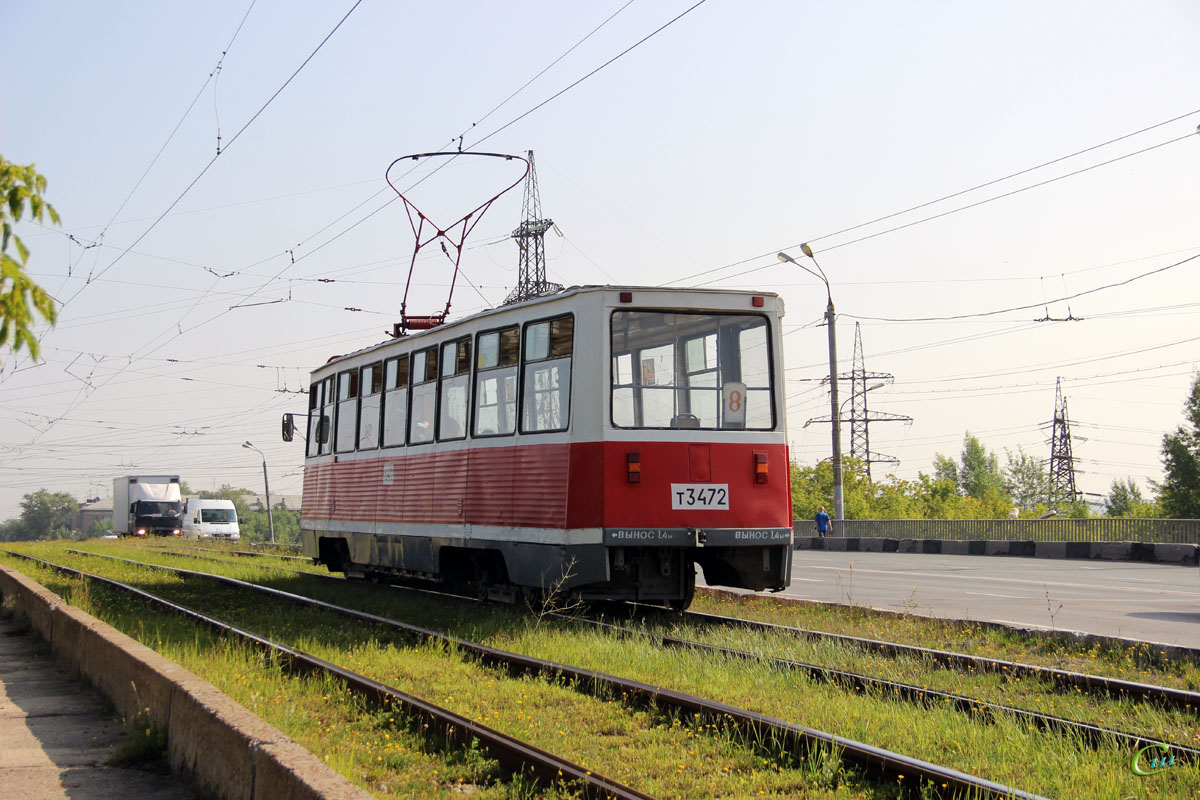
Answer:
[5, 550, 650, 800]
[558, 611, 1200, 764]
[666, 607, 1200, 712]
[119, 543, 1200, 760]
[31, 547, 1049, 799]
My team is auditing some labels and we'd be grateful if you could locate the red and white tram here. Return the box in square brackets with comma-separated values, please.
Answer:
[292, 285, 793, 608]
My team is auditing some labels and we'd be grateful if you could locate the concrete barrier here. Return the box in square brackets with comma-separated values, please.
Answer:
[1153, 543, 1199, 565]
[1093, 541, 1133, 560]
[794, 537, 1198, 564]
[0, 565, 370, 800]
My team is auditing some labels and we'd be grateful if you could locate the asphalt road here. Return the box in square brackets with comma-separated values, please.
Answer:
[779, 551, 1200, 649]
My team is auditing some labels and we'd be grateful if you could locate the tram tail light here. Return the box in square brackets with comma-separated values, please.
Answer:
[626, 452, 641, 484]
[754, 452, 768, 484]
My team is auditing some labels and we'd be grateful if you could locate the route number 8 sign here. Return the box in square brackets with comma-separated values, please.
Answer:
[723, 381, 747, 426]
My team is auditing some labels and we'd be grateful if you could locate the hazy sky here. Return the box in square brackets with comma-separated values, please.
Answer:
[2, 1, 1198, 519]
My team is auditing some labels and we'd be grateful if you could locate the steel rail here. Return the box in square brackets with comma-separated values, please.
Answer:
[56, 548, 1047, 799]
[669, 607, 1200, 713]
[556, 612, 1200, 764]
[2, 550, 652, 800]
[144, 542, 310, 563]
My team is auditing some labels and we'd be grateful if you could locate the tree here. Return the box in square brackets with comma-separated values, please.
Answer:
[18, 489, 78, 539]
[1, 156, 60, 363]
[1157, 372, 1200, 518]
[933, 432, 1007, 500]
[1004, 446, 1048, 511]
[1105, 477, 1142, 517]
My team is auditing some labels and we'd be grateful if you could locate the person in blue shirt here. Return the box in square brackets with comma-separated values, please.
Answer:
[814, 506, 831, 538]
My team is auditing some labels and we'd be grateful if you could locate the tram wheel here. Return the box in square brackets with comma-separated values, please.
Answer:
[667, 566, 696, 612]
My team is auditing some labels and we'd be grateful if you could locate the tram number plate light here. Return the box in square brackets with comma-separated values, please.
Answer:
[671, 484, 730, 510]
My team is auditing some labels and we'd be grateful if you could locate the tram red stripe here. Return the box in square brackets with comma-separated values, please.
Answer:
[302, 440, 790, 531]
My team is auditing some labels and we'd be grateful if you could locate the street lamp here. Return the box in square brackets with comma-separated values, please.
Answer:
[842, 382, 886, 414]
[242, 441, 275, 544]
[778, 244, 843, 535]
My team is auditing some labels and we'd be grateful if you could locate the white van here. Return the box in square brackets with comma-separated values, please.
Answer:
[182, 499, 240, 541]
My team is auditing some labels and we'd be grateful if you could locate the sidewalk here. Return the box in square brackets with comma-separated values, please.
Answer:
[0, 613, 197, 800]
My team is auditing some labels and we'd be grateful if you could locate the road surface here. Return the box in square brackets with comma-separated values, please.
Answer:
[777, 551, 1200, 649]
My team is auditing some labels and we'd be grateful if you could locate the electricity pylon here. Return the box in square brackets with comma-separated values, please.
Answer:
[505, 150, 563, 304]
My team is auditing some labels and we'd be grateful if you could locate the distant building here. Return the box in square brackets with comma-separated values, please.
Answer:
[72, 498, 113, 537]
[238, 495, 302, 513]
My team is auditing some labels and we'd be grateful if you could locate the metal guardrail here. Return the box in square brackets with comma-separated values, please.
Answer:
[795, 518, 1200, 544]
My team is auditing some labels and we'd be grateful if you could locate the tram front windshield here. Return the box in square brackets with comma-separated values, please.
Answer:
[611, 310, 774, 430]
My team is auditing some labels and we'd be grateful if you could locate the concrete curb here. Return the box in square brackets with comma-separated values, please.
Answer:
[0, 564, 370, 800]
[794, 535, 1200, 565]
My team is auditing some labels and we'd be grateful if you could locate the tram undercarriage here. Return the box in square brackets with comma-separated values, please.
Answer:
[304, 529, 790, 610]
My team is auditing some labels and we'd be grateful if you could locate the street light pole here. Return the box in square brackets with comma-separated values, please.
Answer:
[778, 245, 843, 535]
[242, 441, 275, 544]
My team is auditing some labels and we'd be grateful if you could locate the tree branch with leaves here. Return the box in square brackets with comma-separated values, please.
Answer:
[1, 155, 60, 363]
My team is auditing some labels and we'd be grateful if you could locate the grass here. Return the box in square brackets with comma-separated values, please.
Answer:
[2, 543, 894, 800]
[690, 589, 1200, 689]
[105, 710, 170, 770]
[5, 539, 1200, 798]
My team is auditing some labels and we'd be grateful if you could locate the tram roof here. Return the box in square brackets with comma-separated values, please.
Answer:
[317, 284, 781, 370]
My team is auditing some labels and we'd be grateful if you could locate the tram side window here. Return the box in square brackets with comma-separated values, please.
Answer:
[474, 326, 518, 437]
[438, 338, 471, 441]
[381, 354, 409, 448]
[408, 346, 439, 444]
[306, 381, 323, 458]
[334, 371, 359, 453]
[358, 362, 382, 450]
[521, 315, 573, 433]
[610, 310, 774, 430]
[319, 376, 335, 454]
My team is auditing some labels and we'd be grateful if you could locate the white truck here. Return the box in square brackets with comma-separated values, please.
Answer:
[182, 499, 240, 541]
[113, 475, 183, 537]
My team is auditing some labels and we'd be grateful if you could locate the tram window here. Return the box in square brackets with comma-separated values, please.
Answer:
[409, 346, 438, 444]
[438, 338, 471, 441]
[638, 343, 676, 428]
[610, 310, 775, 430]
[739, 325, 773, 429]
[684, 333, 719, 426]
[358, 362, 382, 450]
[522, 315, 573, 433]
[306, 381, 322, 458]
[382, 354, 409, 448]
[335, 370, 359, 453]
[319, 376, 335, 454]
[475, 327, 518, 437]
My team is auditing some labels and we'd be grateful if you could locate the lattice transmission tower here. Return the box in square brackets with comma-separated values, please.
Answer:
[1047, 377, 1081, 505]
[806, 323, 912, 479]
[505, 150, 563, 305]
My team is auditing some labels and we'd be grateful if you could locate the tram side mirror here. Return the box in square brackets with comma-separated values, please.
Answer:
[317, 415, 331, 445]
[281, 413, 295, 442]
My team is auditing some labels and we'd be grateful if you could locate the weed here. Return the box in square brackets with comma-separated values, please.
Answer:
[106, 710, 168, 770]
[1044, 585, 1063, 629]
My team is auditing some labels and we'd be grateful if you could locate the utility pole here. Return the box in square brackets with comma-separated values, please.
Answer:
[779, 246, 842, 532]
[505, 150, 563, 304]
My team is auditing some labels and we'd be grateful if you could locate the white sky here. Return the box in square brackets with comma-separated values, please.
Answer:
[2, 0, 1198, 519]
